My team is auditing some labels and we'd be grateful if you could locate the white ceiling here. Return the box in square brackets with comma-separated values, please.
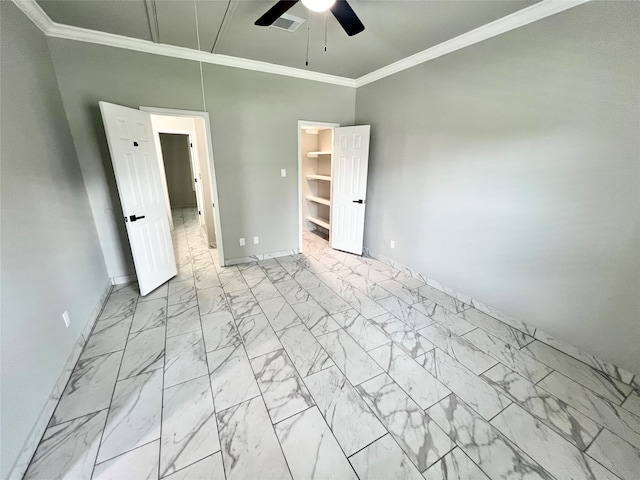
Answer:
[36, 0, 541, 79]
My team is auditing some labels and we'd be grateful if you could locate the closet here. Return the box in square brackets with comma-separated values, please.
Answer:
[298, 123, 371, 256]
[301, 126, 334, 237]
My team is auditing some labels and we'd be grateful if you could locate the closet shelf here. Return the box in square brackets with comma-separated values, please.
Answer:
[306, 174, 332, 182]
[306, 216, 330, 230]
[306, 151, 332, 158]
[306, 195, 331, 206]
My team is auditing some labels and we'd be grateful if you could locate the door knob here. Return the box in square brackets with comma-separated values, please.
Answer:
[352, 199, 364, 204]
[129, 214, 146, 222]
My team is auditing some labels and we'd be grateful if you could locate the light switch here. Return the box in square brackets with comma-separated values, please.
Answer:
[281, 169, 287, 177]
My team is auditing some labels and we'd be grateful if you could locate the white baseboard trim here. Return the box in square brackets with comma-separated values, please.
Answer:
[8, 280, 112, 480]
[363, 247, 638, 383]
[111, 274, 136, 285]
[225, 249, 300, 266]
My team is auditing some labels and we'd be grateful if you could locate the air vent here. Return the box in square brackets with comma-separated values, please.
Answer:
[270, 13, 305, 32]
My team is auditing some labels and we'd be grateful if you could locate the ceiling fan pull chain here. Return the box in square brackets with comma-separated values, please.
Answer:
[324, 13, 328, 52]
[193, 0, 206, 111]
[305, 9, 311, 66]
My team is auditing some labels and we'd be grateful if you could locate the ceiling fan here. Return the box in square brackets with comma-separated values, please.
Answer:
[255, 0, 365, 37]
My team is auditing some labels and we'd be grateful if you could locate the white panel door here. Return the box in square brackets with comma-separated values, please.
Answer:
[99, 102, 177, 295]
[331, 125, 371, 255]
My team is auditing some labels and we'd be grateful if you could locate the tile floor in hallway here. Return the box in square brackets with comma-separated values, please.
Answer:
[24, 207, 640, 480]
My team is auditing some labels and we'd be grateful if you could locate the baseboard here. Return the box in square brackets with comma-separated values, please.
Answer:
[111, 274, 136, 285]
[363, 247, 638, 383]
[225, 248, 300, 266]
[7, 280, 112, 480]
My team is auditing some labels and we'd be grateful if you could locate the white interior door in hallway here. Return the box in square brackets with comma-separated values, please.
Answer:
[99, 101, 177, 295]
[331, 125, 371, 255]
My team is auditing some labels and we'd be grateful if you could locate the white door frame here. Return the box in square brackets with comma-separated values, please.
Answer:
[141, 106, 226, 266]
[297, 120, 340, 253]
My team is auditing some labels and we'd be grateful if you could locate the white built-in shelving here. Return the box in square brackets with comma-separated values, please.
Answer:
[302, 128, 333, 235]
[306, 174, 332, 182]
[306, 151, 332, 158]
[306, 195, 331, 206]
[306, 216, 330, 230]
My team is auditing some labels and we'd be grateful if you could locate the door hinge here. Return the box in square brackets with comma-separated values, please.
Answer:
[194, 178, 197, 183]
[190, 143, 193, 147]
[198, 210, 201, 215]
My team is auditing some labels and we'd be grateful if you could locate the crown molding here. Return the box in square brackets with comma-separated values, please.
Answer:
[12, 0, 590, 90]
[356, 0, 591, 87]
[46, 22, 358, 87]
[11, 0, 356, 88]
[12, 0, 53, 33]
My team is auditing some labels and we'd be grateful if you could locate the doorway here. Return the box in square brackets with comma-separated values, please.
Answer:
[298, 121, 339, 253]
[159, 133, 198, 210]
[297, 120, 372, 256]
[141, 107, 225, 264]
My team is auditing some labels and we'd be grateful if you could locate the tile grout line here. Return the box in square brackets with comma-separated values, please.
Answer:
[221, 261, 297, 480]
[534, 368, 556, 386]
[582, 426, 604, 453]
[155, 271, 172, 478]
[272, 242, 387, 476]
[295, 360, 387, 474]
[180, 215, 228, 480]
[516, 341, 631, 405]
[89, 290, 140, 476]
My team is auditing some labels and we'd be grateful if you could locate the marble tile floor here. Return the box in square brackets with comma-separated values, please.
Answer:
[24, 208, 640, 480]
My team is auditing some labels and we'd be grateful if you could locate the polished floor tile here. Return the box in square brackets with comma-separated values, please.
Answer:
[93, 440, 159, 480]
[274, 407, 357, 480]
[250, 348, 314, 423]
[304, 365, 386, 456]
[491, 403, 620, 480]
[29, 208, 638, 480]
[96, 369, 163, 463]
[348, 434, 423, 480]
[160, 376, 219, 477]
[483, 363, 600, 450]
[356, 373, 455, 472]
[217, 396, 292, 480]
[25, 410, 107, 480]
[422, 446, 490, 480]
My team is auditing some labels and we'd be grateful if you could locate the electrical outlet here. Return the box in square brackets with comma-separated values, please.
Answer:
[239, 238, 245, 246]
[62, 311, 70, 328]
[281, 169, 287, 177]
[390, 240, 395, 249]
[253, 236, 259, 244]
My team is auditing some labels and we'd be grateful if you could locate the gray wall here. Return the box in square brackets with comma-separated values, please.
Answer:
[160, 133, 197, 208]
[0, 4, 109, 477]
[47, 39, 356, 274]
[356, 1, 640, 374]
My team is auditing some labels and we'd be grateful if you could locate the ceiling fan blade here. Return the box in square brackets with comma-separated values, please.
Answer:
[255, 0, 299, 26]
[330, 0, 364, 36]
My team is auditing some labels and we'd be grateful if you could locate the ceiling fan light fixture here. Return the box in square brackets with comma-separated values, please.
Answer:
[301, 0, 336, 13]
